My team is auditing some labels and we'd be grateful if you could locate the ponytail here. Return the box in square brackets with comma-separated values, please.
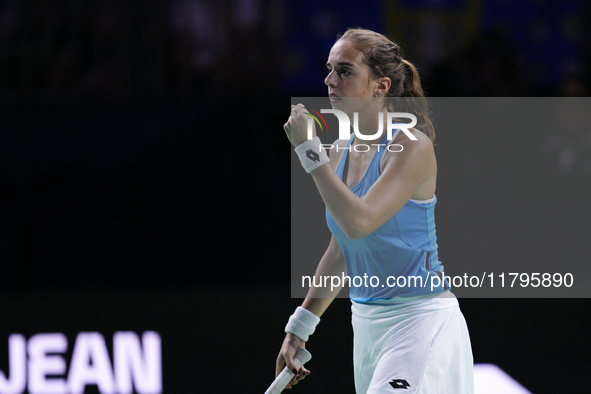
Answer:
[337, 28, 436, 142]
[398, 59, 435, 142]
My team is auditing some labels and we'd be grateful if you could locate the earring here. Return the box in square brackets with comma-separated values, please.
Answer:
[375, 91, 380, 100]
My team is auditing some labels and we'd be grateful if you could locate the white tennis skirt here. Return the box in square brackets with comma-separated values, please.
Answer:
[351, 292, 474, 394]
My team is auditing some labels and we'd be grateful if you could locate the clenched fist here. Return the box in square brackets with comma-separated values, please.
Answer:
[283, 104, 317, 147]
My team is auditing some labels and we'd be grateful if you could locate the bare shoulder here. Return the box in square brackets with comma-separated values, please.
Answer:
[328, 134, 352, 171]
[381, 128, 436, 171]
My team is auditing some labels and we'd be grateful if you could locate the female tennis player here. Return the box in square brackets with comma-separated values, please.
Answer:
[277, 28, 474, 393]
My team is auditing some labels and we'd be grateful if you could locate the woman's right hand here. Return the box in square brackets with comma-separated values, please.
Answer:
[275, 333, 310, 389]
[283, 104, 317, 148]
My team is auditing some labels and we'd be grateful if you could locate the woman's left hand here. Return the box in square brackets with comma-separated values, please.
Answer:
[283, 104, 316, 147]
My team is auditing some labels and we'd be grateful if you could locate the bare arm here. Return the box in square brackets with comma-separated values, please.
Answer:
[275, 142, 348, 387]
[309, 135, 435, 239]
[301, 234, 347, 316]
[299, 135, 349, 315]
[275, 235, 346, 387]
[285, 104, 436, 240]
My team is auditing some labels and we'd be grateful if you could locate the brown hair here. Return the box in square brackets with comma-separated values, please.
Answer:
[336, 28, 435, 142]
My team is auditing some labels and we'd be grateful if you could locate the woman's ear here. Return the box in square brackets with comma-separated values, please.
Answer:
[376, 77, 391, 96]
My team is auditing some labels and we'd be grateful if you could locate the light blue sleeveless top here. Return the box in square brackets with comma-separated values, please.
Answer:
[326, 132, 448, 304]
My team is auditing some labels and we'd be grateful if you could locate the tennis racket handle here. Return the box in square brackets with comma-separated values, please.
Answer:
[265, 347, 312, 394]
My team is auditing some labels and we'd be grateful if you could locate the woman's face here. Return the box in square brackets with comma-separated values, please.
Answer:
[324, 39, 378, 114]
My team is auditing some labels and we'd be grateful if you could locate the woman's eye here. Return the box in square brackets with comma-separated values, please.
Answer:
[326, 68, 350, 76]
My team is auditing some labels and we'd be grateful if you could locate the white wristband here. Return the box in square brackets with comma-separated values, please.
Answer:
[294, 137, 330, 173]
[285, 307, 320, 342]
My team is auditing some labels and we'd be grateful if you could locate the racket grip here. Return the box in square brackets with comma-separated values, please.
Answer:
[265, 347, 312, 394]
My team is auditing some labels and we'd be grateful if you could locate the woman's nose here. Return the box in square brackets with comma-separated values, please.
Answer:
[325, 70, 336, 87]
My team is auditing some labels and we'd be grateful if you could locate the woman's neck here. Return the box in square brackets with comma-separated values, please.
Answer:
[352, 107, 389, 145]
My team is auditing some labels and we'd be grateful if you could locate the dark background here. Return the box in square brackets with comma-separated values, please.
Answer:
[0, 0, 590, 393]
